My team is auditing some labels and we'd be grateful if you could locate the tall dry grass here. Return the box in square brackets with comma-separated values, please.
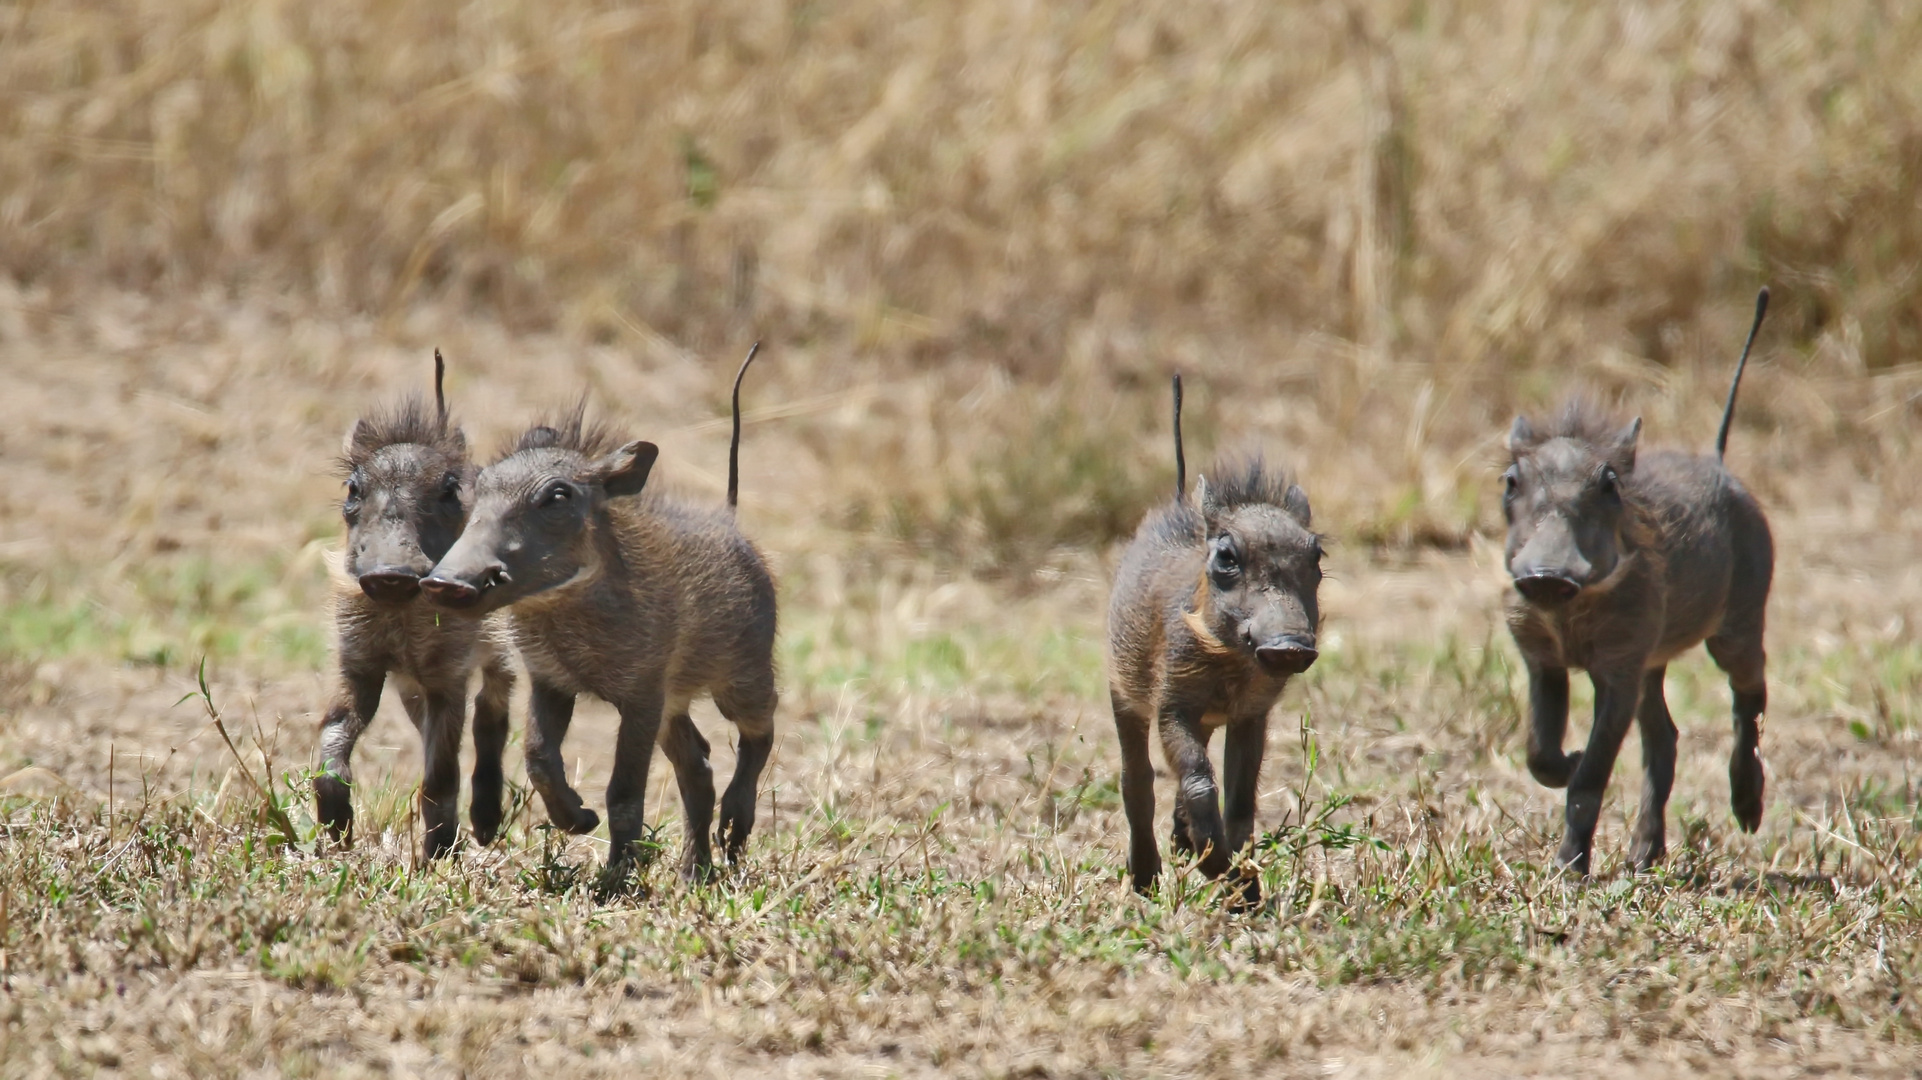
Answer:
[7, 0, 1922, 571]
[6, 0, 1922, 375]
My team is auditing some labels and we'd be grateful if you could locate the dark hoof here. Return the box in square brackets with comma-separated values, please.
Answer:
[470, 770, 505, 845]
[1127, 852, 1162, 896]
[1553, 840, 1591, 878]
[560, 807, 601, 836]
[314, 776, 354, 846]
[1196, 846, 1233, 881]
[1169, 807, 1196, 855]
[471, 796, 503, 847]
[679, 848, 717, 884]
[1628, 839, 1666, 873]
[716, 815, 751, 863]
[1730, 750, 1765, 833]
[470, 818, 500, 848]
[1527, 750, 1581, 789]
[593, 861, 635, 902]
[1224, 871, 1262, 913]
[423, 829, 461, 861]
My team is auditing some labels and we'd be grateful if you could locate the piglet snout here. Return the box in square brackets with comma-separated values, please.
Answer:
[1514, 573, 1583, 605]
[1254, 636, 1318, 676]
[420, 575, 482, 609]
[357, 569, 423, 603]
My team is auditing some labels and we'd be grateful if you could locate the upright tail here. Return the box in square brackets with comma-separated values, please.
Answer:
[1715, 287, 1770, 459]
[433, 348, 447, 423]
[1171, 372, 1186, 501]
[727, 341, 762, 510]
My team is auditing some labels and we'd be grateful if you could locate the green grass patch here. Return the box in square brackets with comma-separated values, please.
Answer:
[0, 556, 332, 672]
[781, 609, 1106, 701]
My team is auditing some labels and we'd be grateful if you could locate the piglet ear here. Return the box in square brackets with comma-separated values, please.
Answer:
[1610, 417, 1642, 473]
[1195, 475, 1215, 517]
[586, 440, 658, 498]
[1282, 484, 1312, 527]
[1506, 415, 1539, 454]
[345, 418, 377, 457]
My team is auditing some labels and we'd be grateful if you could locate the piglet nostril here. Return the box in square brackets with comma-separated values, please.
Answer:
[1514, 573, 1582, 604]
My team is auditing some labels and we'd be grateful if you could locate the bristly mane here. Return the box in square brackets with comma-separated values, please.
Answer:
[1520, 396, 1628, 451]
[1140, 498, 1204, 548]
[1199, 455, 1297, 512]
[1137, 454, 1299, 548]
[339, 394, 462, 475]
[505, 399, 621, 461]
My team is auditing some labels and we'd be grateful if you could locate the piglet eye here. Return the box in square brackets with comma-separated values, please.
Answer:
[440, 474, 462, 501]
[539, 483, 571, 508]
[1209, 537, 1240, 576]
[1599, 465, 1620, 494]
[1501, 468, 1519, 500]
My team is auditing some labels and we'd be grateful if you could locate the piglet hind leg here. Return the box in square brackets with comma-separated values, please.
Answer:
[1707, 633, 1768, 834]
[1111, 693, 1161, 894]
[600, 683, 668, 895]
[715, 677, 778, 864]
[1629, 667, 1677, 871]
[657, 713, 717, 882]
[415, 688, 467, 860]
[468, 653, 516, 846]
[1713, 490, 1773, 835]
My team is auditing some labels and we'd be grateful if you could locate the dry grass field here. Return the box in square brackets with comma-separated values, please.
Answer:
[4, 1, 1922, 1076]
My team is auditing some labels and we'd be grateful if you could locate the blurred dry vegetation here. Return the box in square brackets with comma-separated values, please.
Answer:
[10, 0, 1922, 362]
[5, 0, 1922, 563]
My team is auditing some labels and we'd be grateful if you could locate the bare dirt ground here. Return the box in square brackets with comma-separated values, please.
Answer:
[1, 296, 1918, 1077]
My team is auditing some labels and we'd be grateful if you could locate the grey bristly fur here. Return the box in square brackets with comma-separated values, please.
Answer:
[1106, 377, 1323, 900]
[316, 351, 517, 861]
[421, 365, 775, 888]
[1502, 379, 1773, 876]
